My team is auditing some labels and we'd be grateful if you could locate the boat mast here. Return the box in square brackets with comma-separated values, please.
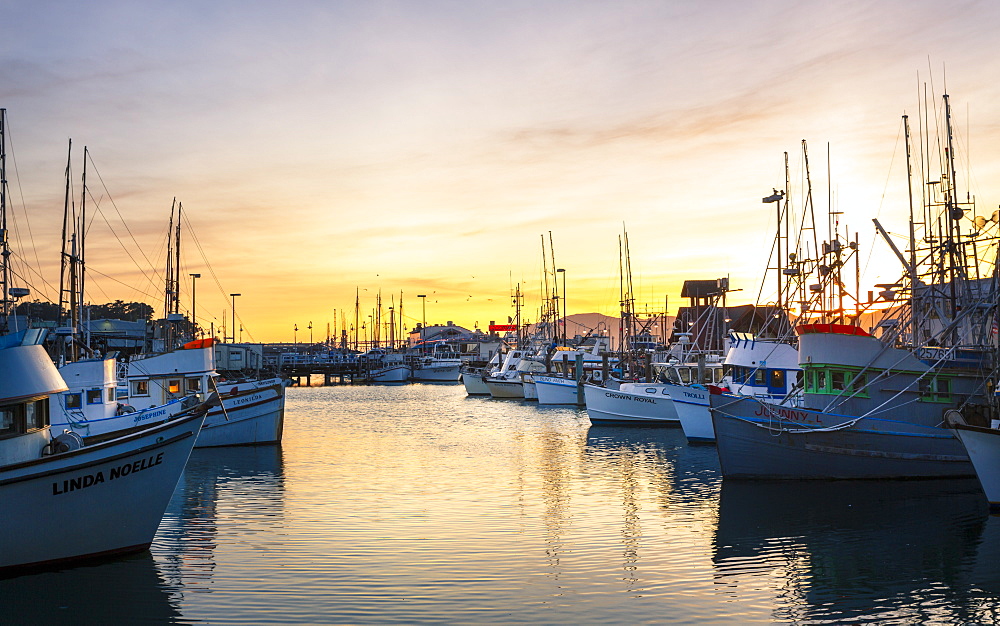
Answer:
[903, 114, 920, 344]
[0, 109, 8, 329]
[58, 140, 72, 356]
[79, 146, 89, 351]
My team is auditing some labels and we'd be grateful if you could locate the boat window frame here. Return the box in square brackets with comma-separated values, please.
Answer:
[86, 388, 103, 405]
[65, 392, 83, 410]
[131, 380, 150, 397]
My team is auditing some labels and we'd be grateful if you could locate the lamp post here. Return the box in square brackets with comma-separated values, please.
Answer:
[190, 273, 201, 338]
[556, 268, 566, 344]
[230, 293, 241, 343]
[417, 294, 427, 343]
[308, 321, 313, 345]
[294, 323, 298, 344]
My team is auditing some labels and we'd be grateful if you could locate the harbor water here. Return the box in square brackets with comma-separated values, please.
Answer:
[4, 383, 1000, 624]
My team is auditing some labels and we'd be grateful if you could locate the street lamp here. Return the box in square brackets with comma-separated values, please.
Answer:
[230, 293, 241, 343]
[417, 294, 427, 343]
[190, 273, 201, 338]
[556, 268, 567, 344]
[294, 323, 298, 344]
[308, 321, 313, 345]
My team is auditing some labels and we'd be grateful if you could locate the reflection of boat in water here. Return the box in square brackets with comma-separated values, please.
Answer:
[714, 478, 990, 623]
[154, 445, 285, 589]
[0, 551, 182, 621]
[585, 425, 721, 507]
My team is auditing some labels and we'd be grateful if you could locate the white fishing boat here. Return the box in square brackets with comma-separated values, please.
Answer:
[461, 364, 492, 395]
[952, 420, 1000, 510]
[666, 335, 800, 443]
[50, 355, 192, 443]
[533, 374, 584, 405]
[485, 349, 546, 399]
[358, 349, 410, 383]
[126, 338, 285, 447]
[534, 339, 614, 405]
[408, 342, 462, 382]
[0, 328, 208, 575]
[583, 381, 680, 425]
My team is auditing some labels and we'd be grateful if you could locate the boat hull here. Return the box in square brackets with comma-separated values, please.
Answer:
[954, 424, 1000, 509]
[485, 378, 524, 399]
[534, 375, 583, 405]
[522, 378, 538, 400]
[411, 362, 461, 382]
[51, 397, 191, 442]
[659, 381, 714, 442]
[710, 394, 974, 479]
[368, 365, 410, 384]
[461, 370, 491, 395]
[0, 410, 206, 574]
[199, 380, 285, 447]
[583, 383, 680, 426]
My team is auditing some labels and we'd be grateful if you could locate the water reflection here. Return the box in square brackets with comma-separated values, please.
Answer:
[153, 445, 286, 593]
[714, 478, 994, 624]
[585, 425, 721, 510]
[0, 552, 182, 622]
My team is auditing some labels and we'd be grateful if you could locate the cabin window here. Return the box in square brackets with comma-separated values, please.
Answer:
[723, 365, 734, 381]
[831, 371, 846, 391]
[87, 389, 103, 405]
[187, 378, 202, 392]
[850, 373, 867, 393]
[132, 380, 150, 397]
[167, 380, 182, 394]
[231, 352, 243, 361]
[107, 388, 116, 402]
[25, 399, 46, 430]
[921, 376, 952, 402]
[65, 393, 82, 410]
[0, 406, 15, 437]
[770, 369, 785, 390]
[679, 368, 691, 384]
[754, 369, 766, 385]
[713, 368, 724, 384]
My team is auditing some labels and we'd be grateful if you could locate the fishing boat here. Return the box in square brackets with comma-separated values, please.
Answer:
[50, 355, 192, 443]
[711, 96, 996, 479]
[534, 338, 614, 405]
[408, 341, 462, 382]
[668, 334, 800, 443]
[125, 337, 285, 447]
[483, 348, 533, 398]
[583, 380, 680, 425]
[461, 353, 497, 395]
[952, 419, 1000, 509]
[0, 330, 207, 575]
[357, 348, 410, 383]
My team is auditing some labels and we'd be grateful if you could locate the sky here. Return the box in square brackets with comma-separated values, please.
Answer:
[3, 0, 1000, 343]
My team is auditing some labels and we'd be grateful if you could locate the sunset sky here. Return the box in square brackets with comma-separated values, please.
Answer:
[4, 1, 1000, 342]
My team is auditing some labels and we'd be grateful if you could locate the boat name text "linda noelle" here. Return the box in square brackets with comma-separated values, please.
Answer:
[604, 392, 656, 404]
[51, 452, 165, 496]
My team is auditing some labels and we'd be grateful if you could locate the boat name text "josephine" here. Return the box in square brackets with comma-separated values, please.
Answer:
[51, 452, 165, 495]
[605, 392, 656, 404]
[753, 405, 821, 424]
[134, 407, 167, 424]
